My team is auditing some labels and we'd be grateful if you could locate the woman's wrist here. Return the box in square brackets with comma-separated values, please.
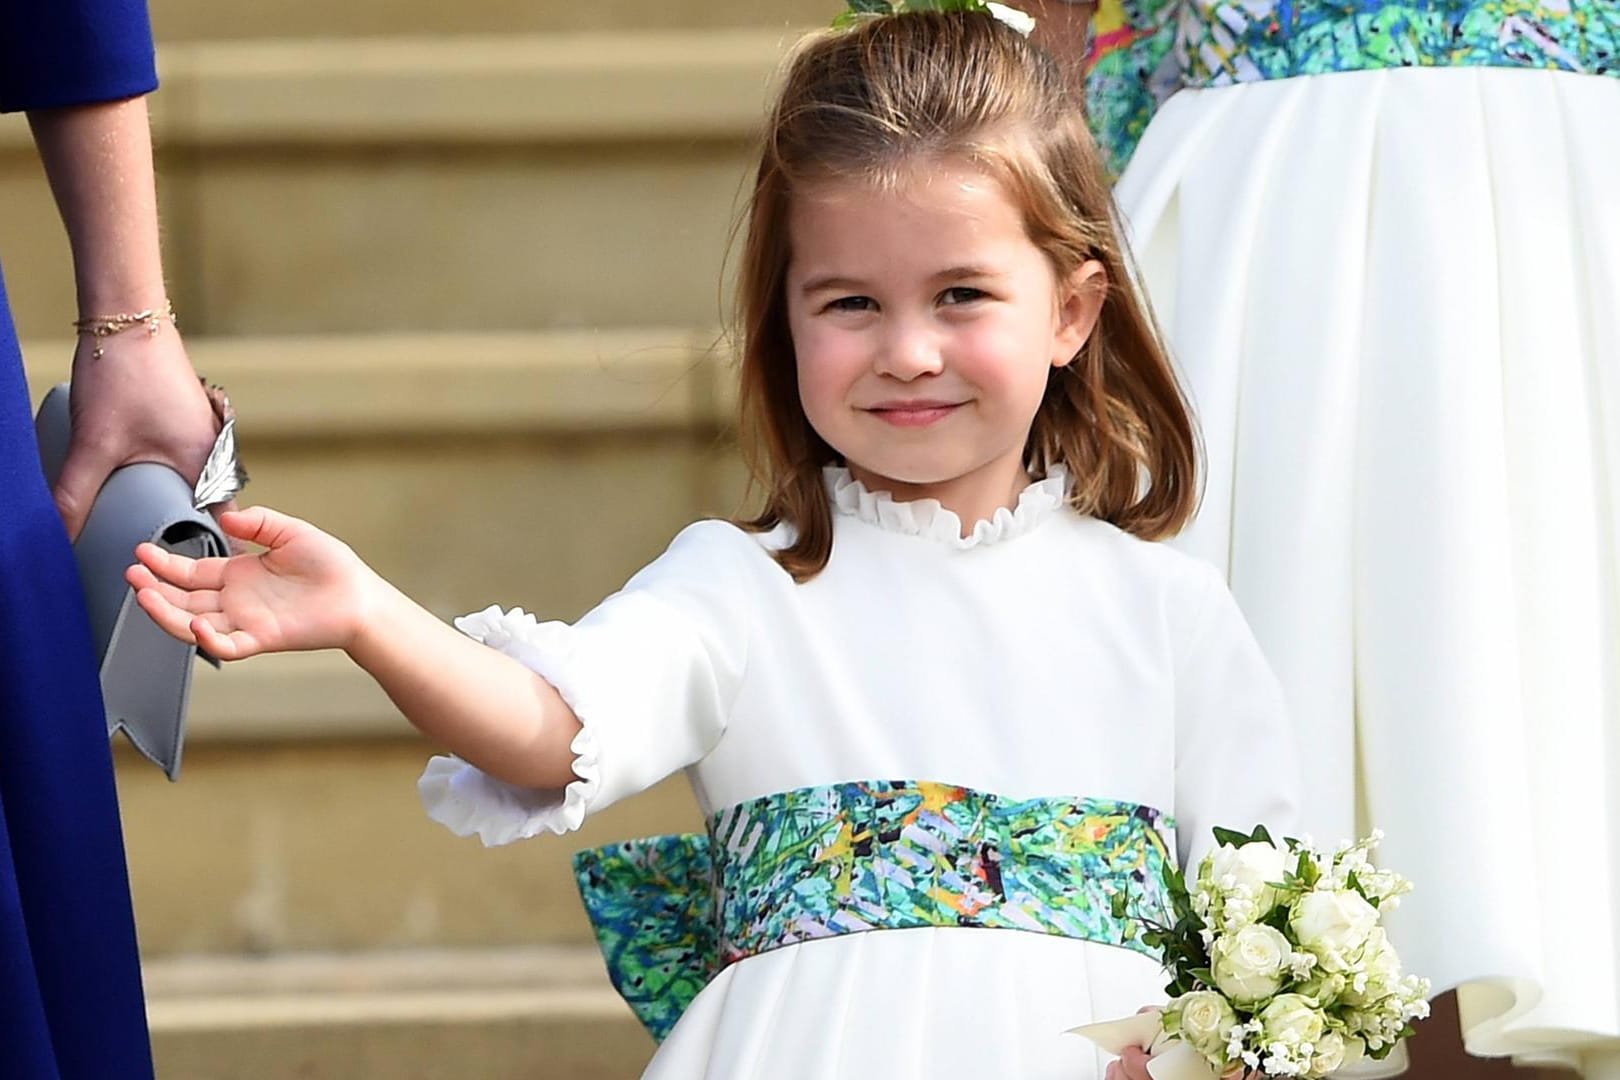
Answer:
[74, 298, 177, 360]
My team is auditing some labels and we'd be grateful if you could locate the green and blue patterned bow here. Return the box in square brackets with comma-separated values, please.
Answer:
[834, 0, 1037, 35]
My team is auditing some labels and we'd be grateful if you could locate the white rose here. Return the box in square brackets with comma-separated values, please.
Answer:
[1212, 923, 1291, 1004]
[1202, 842, 1290, 925]
[1342, 929, 1404, 1006]
[1171, 990, 1238, 1059]
[1259, 993, 1325, 1048]
[1311, 1031, 1348, 1073]
[1289, 889, 1379, 970]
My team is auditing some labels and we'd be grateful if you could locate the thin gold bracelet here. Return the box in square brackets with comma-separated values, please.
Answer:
[73, 299, 177, 359]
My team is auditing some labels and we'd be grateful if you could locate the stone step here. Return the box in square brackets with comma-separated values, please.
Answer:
[149, 0, 828, 41]
[147, 946, 653, 1079]
[117, 733, 703, 956]
[25, 330, 749, 620]
[0, 31, 793, 338]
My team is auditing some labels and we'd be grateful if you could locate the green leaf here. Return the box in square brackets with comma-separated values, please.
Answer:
[1300, 854, 1320, 888]
[1213, 826, 1250, 847]
[1252, 824, 1275, 846]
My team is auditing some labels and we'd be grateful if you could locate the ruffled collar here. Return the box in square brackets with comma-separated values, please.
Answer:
[823, 466, 1069, 549]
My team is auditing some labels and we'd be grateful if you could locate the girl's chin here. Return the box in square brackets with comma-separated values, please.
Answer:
[844, 460, 973, 493]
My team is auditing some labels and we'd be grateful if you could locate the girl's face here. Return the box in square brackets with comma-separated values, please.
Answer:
[785, 160, 1104, 524]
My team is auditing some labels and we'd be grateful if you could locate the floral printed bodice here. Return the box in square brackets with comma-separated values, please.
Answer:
[1086, 0, 1620, 174]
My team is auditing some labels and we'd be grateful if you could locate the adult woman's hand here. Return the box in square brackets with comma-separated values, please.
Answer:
[55, 322, 217, 539]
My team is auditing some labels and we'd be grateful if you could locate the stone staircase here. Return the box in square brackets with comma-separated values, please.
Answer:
[0, 4, 825, 1075]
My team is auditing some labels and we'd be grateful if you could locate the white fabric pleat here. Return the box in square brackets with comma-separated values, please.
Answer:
[648, 929, 1165, 1078]
[1115, 65, 1620, 1075]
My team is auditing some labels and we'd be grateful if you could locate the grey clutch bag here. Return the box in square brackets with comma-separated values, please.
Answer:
[34, 382, 229, 780]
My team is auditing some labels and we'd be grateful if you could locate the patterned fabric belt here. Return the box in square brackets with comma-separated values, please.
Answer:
[1087, 0, 1620, 175]
[571, 780, 1178, 1042]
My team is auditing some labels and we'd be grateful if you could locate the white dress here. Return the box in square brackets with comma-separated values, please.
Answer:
[1111, 62, 1620, 1078]
[418, 470, 1300, 1079]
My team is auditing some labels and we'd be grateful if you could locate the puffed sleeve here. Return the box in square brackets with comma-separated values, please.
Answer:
[0, 0, 158, 113]
[1084, 0, 1183, 179]
[418, 521, 753, 846]
[1171, 559, 1302, 872]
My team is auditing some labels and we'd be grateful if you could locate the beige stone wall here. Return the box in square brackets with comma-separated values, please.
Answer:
[149, 0, 829, 40]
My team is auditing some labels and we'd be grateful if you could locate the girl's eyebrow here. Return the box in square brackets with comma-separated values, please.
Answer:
[799, 274, 868, 296]
[799, 265, 1001, 296]
[931, 264, 999, 282]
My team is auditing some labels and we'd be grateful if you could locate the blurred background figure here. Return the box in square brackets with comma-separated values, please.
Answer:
[1027, 1, 1620, 1078]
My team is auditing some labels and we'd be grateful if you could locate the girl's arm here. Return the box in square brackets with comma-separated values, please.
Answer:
[128, 506, 583, 790]
[30, 97, 219, 538]
[349, 578, 583, 790]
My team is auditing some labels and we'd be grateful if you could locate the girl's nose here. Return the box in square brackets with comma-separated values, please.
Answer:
[873, 321, 945, 381]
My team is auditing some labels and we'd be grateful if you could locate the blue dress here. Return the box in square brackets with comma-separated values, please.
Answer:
[1, 2, 160, 1077]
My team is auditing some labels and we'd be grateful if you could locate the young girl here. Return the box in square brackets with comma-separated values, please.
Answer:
[128, 9, 1299, 1077]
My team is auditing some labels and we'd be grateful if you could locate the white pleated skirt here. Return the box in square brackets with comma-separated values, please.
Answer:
[645, 928, 1164, 1079]
[1115, 66, 1620, 1077]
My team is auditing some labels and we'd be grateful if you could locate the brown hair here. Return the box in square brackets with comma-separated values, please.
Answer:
[734, 10, 1198, 580]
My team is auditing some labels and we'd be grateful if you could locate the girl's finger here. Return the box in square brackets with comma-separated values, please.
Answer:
[191, 617, 262, 661]
[218, 506, 307, 550]
[126, 564, 222, 615]
[134, 586, 200, 645]
[134, 542, 229, 590]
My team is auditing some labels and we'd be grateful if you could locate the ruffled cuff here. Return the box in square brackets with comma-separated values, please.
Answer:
[415, 605, 603, 845]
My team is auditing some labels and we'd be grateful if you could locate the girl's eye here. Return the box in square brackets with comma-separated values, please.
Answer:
[940, 286, 987, 305]
[826, 296, 877, 313]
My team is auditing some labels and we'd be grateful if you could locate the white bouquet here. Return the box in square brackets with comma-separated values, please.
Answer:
[1078, 825, 1431, 1079]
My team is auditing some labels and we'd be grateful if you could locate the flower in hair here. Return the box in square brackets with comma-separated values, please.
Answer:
[834, 0, 1037, 36]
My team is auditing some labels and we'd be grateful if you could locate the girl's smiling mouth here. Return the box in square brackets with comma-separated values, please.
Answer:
[863, 399, 967, 427]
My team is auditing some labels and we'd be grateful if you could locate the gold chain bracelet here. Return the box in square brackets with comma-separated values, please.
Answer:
[73, 299, 177, 359]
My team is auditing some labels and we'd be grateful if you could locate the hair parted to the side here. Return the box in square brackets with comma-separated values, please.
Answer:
[734, 10, 1199, 581]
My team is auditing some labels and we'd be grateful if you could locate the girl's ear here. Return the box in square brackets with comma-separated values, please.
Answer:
[1051, 259, 1107, 368]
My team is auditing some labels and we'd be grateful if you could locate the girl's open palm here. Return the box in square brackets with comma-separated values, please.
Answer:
[126, 506, 375, 660]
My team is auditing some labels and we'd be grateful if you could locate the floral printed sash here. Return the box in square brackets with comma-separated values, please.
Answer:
[572, 780, 1178, 1041]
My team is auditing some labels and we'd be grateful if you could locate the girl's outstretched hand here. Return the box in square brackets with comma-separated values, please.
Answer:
[126, 506, 375, 660]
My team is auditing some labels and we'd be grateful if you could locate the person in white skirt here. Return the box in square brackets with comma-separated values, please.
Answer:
[1028, 0, 1620, 1074]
